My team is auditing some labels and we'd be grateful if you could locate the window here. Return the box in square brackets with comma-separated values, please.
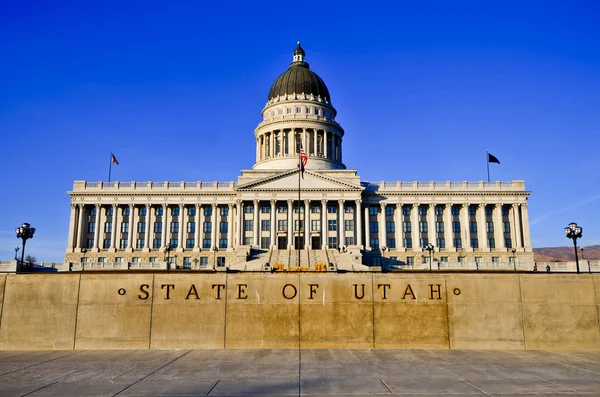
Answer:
[202, 239, 211, 249]
[286, 107, 291, 114]
[187, 206, 196, 216]
[369, 207, 377, 216]
[169, 238, 178, 248]
[435, 206, 443, 215]
[278, 220, 287, 231]
[203, 222, 212, 233]
[294, 205, 304, 213]
[119, 239, 128, 249]
[404, 238, 412, 249]
[98, 257, 105, 263]
[244, 205, 253, 213]
[419, 222, 428, 233]
[328, 206, 338, 213]
[90, 208, 97, 216]
[488, 238, 495, 248]
[261, 220, 270, 231]
[183, 257, 191, 267]
[261, 205, 270, 213]
[260, 236, 270, 249]
[186, 239, 194, 249]
[81, 257, 87, 263]
[436, 238, 445, 249]
[139, 207, 147, 216]
[106, 208, 113, 216]
[88, 223, 95, 233]
[436, 222, 444, 233]
[187, 222, 195, 233]
[121, 222, 129, 233]
[402, 206, 411, 215]
[475, 256, 482, 263]
[328, 237, 338, 249]
[406, 256, 414, 265]
[492, 256, 499, 263]
[505, 238, 512, 248]
[469, 222, 477, 233]
[345, 237, 354, 246]
[403, 222, 411, 232]
[485, 206, 493, 216]
[419, 238, 428, 248]
[468, 206, 476, 216]
[344, 206, 353, 213]
[296, 107, 301, 113]
[220, 206, 228, 216]
[311, 220, 320, 231]
[171, 207, 180, 216]
[369, 222, 378, 233]
[502, 206, 509, 216]
[105, 223, 112, 233]
[155, 207, 163, 216]
[387, 238, 396, 249]
[217, 257, 226, 267]
[219, 239, 228, 249]
[204, 206, 213, 216]
[305, 106, 310, 113]
[153, 239, 161, 248]
[220, 222, 228, 233]
[103, 239, 110, 249]
[122, 207, 130, 216]
[452, 222, 460, 233]
[277, 108, 283, 115]
[138, 222, 146, 233]
[170, 222, 179, 233]
[277, 205, 287, 213]
[328, 220, 337, 231]
[314, 107, 319, 115]
[200, 257, 209, 266]
[486, 222, 494, 233]
[149, 257, 157, 263]
[294, 220, 304, 231]
[457, 256, 465, 263]
[86, 239, 93, 248]
[345, 220, 354, 231]
[136, 239, 144, 249]
[471, 238, 479, 248]
[386, 222, 395, 233]
[311, 206, 320, 213]
[418, 206, 427, 216]
[451, 206, 460, 216]
[503, 222, 510, 233]
[385, 206, 394, 215]
[243, 237, 252, 245]
[440, 256, 448, 262]
[454, 238, 462, 248]
[244, 220, 253, 231]
[154, 222, 162, 233]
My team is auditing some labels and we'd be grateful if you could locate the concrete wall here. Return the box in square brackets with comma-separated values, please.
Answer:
[0, 272, 599, 350]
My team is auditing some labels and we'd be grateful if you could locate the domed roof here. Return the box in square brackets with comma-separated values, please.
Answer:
[268, 43, 331, 102]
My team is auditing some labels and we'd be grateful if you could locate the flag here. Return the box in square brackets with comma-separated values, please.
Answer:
[487, 153, 500, 164]
[299, 146, 308, 178]
[111, 154, 119, 165]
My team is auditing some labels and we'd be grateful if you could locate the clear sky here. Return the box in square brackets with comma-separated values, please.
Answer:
[1, 1, 599, 262]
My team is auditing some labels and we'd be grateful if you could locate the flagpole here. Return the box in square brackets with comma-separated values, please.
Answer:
[298, 141, 301, 269]
[108, 152, 113, 182]
[486, 151, 490, 182]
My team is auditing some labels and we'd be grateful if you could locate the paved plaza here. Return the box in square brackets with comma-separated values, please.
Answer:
[1, 349, 600, 396]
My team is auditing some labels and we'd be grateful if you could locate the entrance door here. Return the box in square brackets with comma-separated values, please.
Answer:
[278, 236, 287, 249]
[294, 236, 305, 250]
[311, 236, 321, 250]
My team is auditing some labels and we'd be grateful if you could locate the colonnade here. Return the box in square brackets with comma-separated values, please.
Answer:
[256, 128, 341, 162]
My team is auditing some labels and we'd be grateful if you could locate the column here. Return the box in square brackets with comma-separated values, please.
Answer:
[521, 203, 531, 249]
[510, 204, 519, 249]
[110, 204, 118, 249]
[195, 204, 202, 249]
[256, 138, 260, 162]
[339, 200, 345, 248]
[253, 200, 259, 247]
[355, 200, 362, 248]
[324, 131, 329, 159]
[321, 200, 327, 249]
[493, 204, 504, 250]
[211, 204, 218, 249]
[161, 204, 168, 249]
[395, 203, 403, 250]
[67, 204, 77, 250]
[76, 204, 85, 249]
[287, 200, 293, 248]
[146, 205, 153, 250]
[444, 203, 453, 250]
[378, 203, 386, 249]
[364, 205, 370, 250]
[227, 204, 234, 250]
[269, 132, 274, 158]
[302, 128, 307, 150]
[93, 204, 101, 249]
[313, 129, 317, 156]
[477, 204, 487, 249]
[128, 204, 135, 249]
[270, 200, 276, 248]
[427, 204, 435, 247]
[410, 204, 419, 250]
[304, 200, 309, 250]
[459, 204, 469, 248]
[179, 204, 185, 249]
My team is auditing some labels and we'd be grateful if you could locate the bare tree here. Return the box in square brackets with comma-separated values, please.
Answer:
[24, 255, 37, 264]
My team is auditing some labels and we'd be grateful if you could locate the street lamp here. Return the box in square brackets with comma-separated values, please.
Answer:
[164, 243, 173, 271]
[15, 223, 36, 269]
[565, 222, 583, 274]
[212, 246, 218, 269]
[425, 243, 435, 272]
[81, 248, 87, 270]
[14, 246, 19, 260]
[193, 258, 199, 270]
[511, 248, 517, 271]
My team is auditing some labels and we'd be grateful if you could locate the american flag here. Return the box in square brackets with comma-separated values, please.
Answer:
[299, 146, 308, 178]
[111, 154, 119, 165]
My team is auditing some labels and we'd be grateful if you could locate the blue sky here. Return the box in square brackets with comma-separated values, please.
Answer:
[1, 1, 599, 261]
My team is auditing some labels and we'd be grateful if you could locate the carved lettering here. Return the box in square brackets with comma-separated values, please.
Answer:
[185, 284, 200, 300]
[429, 284, 442, 300]
[377, 284, 391, 299]
[237, 284, 248, 299]
[282, 284, 297, 299]
[353, 284, 365, 300]
[212, 284, 225, 299]
[308, 284, 319, 299]
[138, 284, 150, 300]
[161, 284, 175, 300]
[402, 284, 416, 300]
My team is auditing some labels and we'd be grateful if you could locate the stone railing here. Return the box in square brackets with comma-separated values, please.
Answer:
[73, 181, 237, 191]
[0, 260, 17, 273]
[361, 180, 526, 193]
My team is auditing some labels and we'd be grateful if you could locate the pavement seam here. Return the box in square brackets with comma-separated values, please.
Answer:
[206, 379, 220, 395]
[20, 381, 58, 396]
[111, 349, 192, 397]
[541, 378, 580, 394]
[379, 378, 393, 393]
[0, 351, 85, 377]
[538, 354, 600, 377]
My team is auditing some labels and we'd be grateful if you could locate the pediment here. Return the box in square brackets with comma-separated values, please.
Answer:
[237, 170, 363, 191]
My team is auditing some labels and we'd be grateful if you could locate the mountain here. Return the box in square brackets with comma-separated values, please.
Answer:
[534, 245, 600, 262]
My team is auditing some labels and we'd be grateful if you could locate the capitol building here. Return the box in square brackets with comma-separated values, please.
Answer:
[64, 44, 534, 270]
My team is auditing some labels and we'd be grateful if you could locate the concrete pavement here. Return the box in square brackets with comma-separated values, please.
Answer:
[1, 349, 600, 396]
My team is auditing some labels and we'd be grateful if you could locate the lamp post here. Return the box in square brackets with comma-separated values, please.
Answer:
[164, 243, 173, 271]
[425, 243, 435, 272]
[14, 246, 19, 260]
[15, 223, 36, 270]
[511, 248, 517, 271]
[565, 222, 583, 274]
[81, 248, 87, 270]
[193, 258, 199, 270]
[580, 246, 585, 260]
[212, 246, 218, 269]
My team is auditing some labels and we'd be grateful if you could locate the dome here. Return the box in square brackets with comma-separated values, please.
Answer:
[267, 42, 331, 102]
